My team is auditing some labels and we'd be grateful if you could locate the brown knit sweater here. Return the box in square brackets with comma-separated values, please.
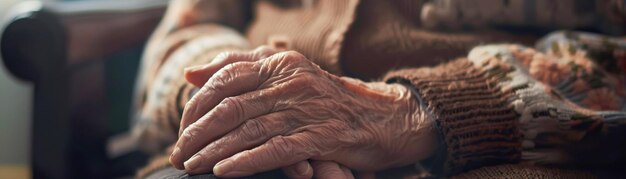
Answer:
[384, 59, 522, 174]
[383, 41, 626, 176]
[131, 0, 626, 178]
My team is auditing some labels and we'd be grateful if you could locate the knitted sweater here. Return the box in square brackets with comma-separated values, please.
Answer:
[385, 58, 522, 175]
[385, 41, 626, 175]
[131, 0, 626, 177]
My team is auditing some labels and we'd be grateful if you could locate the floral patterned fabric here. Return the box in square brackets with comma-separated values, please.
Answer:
[534, 31, 626, 111]
[465, 32, 626, 166]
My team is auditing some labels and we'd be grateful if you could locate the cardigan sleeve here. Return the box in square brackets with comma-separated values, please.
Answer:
[132, 24, 251, 154]
[383, 42, 626, 176]
[383, 58, 523, 175]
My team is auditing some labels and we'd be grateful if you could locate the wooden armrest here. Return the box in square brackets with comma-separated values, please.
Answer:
[0, 1, 167, 178]
[1, 0, 167, 82]
[54, 0, 167, 65]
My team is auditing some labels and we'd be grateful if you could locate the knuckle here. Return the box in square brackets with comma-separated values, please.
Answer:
[211, 101, 229, 119]
[223, 97, 244, 119]
[224, 62, 252, 76]
[242, 150, 263, 171]
[283, 51, 305, 60]
[215, 51, 239, 63]
[193, 152, 206, 161]
[215, 51, 230, 59]
[183, 98, 198, 116]
[223, 97, 241, 110]
[189, 152, 206, 166]
[270, 136, 295, 155]
[217, 96, 231, 106]
[298, 74, 317, 83]
[287, 75, 315, 90]
[184, 99, 195, 110]
[240, 119, 267, 141]
[286, 80, 306, 91]
[281, 51, 306, 63]
[254, 45, 270, 52]
[211, 62, 244, 87]
[221, 63, 238, 76]
[210, 101, 232, 125]
[181, 125, 202, 144]
[253, 46, 275, 56]
[210, 73, 231, 91]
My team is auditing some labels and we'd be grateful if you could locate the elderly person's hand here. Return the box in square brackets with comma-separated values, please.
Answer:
[181, 46, 356, 178]
[170, 50, 437, 178]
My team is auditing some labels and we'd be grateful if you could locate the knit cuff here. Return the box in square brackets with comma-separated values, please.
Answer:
[383, 59, 522, 175]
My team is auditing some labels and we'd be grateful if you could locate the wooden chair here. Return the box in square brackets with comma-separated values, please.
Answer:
[1, 1, 166, 178]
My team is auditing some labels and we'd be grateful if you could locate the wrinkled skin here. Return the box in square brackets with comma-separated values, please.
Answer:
[181, 47, 361, 179]
[153, 0, 366, 177]
[170, 47, 437, 178]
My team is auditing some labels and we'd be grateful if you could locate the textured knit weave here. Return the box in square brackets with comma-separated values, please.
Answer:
[384, 42, 626, 176]
[246, 0, 359, 75]
[384, 59, 522, 175]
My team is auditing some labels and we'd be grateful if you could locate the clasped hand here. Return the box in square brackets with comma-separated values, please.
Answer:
[169, 47, 436, 178]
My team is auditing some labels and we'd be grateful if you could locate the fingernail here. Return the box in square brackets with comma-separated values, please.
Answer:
[214, 159, 252, 177]
[184, 155, 201, 171]
[295, 161, 311, 176]
[213, 159, 233, 176]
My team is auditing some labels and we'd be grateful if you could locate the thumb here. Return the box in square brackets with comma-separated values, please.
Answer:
[282, 160, 314, 179]
[184, 63, 216, 88]
[311, 161, 353, 179]
[184, 46, 279, 87]
[183, 51, 251, 88]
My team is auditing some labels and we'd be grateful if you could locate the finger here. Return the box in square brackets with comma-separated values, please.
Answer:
[184, 46, 277, 87]
[180, 46, 279, 134]
[172, 88, 280, 169]
[175, 51, 296, 170]
[311, 161, 348, 179]
[179, 60, 260, 137]
[179, 10, 198, 28]
[339, 165, 355, 179]
[211, 134, 318, 178]
[282, 161, 313, 179]
[173, 61, 261, 169]
[181, 111, 291, 174]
